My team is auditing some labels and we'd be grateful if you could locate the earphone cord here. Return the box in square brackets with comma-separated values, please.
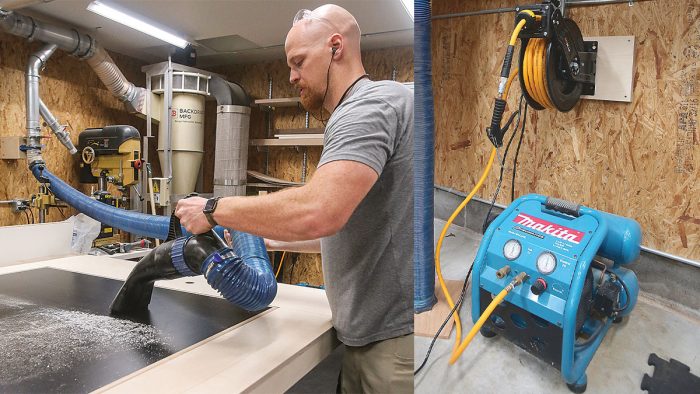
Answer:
[315, 50, 335, 126]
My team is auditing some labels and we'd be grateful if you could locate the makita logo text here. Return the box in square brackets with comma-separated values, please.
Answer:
[513, 213, 584, 244]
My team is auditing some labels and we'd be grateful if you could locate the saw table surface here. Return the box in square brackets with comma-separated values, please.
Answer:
[0, 254, 336, 393]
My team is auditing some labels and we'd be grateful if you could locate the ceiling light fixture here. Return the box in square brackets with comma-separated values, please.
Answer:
[399, 0, 413, 21]
[86, 0, 188, 48]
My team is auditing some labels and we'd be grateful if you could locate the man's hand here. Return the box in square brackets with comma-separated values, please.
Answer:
[174, 196, 212, 234]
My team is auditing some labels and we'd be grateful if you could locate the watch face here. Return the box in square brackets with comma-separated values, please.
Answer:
[204, 197, 220, 213]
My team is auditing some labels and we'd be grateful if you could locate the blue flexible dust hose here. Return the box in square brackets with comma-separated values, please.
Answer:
[200, 231, 277, 311]
[414, 0, 437, 312]
[33, 165, 277, 311]
[32, 165, 170, 239]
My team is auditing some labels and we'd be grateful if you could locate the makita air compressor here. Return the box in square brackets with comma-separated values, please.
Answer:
[472, 194, 640, 393]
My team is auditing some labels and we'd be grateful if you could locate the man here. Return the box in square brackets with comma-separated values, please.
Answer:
[176, 4, 413, 392]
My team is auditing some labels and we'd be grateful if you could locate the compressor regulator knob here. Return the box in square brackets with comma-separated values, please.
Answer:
[531, 278, 547, 296]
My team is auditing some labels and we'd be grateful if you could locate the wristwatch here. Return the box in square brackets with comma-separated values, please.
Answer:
[203, 196, 222, 227]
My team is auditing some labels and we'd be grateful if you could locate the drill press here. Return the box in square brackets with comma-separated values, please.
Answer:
[78, 125, 142, 245]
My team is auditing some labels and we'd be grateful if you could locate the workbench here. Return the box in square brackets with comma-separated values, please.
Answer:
[0, 222, 337, 393]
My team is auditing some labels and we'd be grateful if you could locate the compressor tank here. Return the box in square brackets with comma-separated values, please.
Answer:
[595, 210, 642, 265]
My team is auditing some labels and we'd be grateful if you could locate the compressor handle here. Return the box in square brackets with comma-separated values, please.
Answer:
[545, 197, 581, 217]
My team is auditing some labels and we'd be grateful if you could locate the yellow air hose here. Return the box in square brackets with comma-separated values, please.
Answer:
[435, 147, 497, 353]
[275, 251, 286, 279]
[523, 38, 554, 108]
[434, 68, 517, 355]
[434, 9, 540, 366]
[449, 272, 527, 364]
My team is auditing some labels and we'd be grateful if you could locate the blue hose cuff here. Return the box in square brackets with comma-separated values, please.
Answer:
[171, 236, 198, 276]
[201, 248, 237, 277]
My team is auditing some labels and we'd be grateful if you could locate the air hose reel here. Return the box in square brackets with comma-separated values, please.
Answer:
[516, 2, 598, 111]
[487, 1, 598, 148]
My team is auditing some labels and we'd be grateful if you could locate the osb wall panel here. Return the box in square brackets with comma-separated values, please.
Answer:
[433, 1, 699, 260]
[205, 46, 414, 285]
[0, 32, 147, 227]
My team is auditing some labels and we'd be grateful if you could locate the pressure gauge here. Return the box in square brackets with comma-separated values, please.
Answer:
[536, 252, 557, 275]
[503, 239, 522, 260]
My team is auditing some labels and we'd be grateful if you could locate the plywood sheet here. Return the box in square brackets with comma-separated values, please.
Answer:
[432, 0, 700, 261]
[415, 279, 464, 339]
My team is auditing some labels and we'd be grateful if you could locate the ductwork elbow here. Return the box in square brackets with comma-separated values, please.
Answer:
[2, 9, 146, 115]
[86, 46, 146, 114]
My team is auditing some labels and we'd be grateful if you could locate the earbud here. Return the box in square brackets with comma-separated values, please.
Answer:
[331, 47, 337, 56]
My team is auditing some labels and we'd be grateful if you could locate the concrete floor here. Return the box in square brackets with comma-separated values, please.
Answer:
[415, 219, 700, 394]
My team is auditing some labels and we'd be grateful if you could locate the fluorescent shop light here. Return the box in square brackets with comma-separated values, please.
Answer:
[87, 1, 188, 48]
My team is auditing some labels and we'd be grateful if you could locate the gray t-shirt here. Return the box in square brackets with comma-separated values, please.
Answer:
[318, 78, 414, 347]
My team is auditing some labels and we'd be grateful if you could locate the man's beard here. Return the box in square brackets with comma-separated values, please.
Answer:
[299, 86, 325, 113]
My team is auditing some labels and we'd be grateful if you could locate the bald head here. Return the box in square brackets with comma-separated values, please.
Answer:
[287, 4, 361, 55]
[284, 4, 366, 114]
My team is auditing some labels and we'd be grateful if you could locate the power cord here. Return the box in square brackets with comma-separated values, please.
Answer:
[481, 95, 525, 233]
[511, 101, 528, 202]
[415, 263, 474, 375]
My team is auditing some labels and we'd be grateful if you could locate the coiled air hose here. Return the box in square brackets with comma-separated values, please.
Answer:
[522, 38, 554, 109]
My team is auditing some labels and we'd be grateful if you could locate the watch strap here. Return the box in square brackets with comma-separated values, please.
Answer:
[203, 196, 222, 227]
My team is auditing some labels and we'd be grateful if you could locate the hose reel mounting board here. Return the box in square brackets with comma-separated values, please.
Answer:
[0, 268, 265, 393]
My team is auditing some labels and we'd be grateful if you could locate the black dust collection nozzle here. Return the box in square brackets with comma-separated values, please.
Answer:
[109, 212, 224, 317]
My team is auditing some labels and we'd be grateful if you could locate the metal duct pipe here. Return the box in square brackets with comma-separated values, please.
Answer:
[0, 10, 93, 57]
[25, 43, 56, 165]
[414, 0, 437, 313]
[432, 0, 654, 20]
[39, 99, 77, 154]
[0, 9, 146, 114]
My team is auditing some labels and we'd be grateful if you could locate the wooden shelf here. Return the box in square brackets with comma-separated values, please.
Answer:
[274, 128, 324, 135]
[247, 183, 285, 188]
[250, 138, 323, 147]
[254, 98, 302, 108]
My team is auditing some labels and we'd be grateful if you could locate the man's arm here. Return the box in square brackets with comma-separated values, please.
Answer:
[265, 238, 321, 253]
[224, 230, 320, 253]
[175, 160, 378, 241]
